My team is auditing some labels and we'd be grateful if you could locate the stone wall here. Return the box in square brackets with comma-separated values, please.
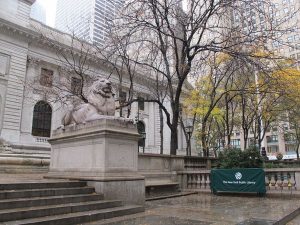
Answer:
[138, 153, 185, 173]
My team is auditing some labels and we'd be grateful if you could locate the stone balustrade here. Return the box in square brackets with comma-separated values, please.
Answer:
[265, 168, 300, 191]
[35, 137, 49, 143]
[178, 168, 300, 192]
[184, 157, 217, 170]
[177, 170, 211, 191]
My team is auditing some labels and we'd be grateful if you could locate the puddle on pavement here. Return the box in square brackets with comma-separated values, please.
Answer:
[103, 215, 211, 225]
[236, 218, 275, 225]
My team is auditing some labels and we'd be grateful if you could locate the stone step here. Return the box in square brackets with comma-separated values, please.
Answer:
[0, 199, 123, 222]
[145, 181, 179, 187]
[0, 193, 103, 210]
[141, 172, 174, 179]
[145, 181, 180, 198]
[141, 172, 175, 184]
[0, 167, 49, 174]
[0, 186, 94, 200]
[3, 205, 144, 225]
[0, 181, 86, 190]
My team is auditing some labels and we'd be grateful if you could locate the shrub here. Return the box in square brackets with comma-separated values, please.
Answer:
[218, 147, 263, 169]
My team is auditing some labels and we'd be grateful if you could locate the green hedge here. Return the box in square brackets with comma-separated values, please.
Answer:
[218, 147, 263, 169]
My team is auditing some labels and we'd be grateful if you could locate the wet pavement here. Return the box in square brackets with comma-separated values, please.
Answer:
[0, 174, 299, 225]
[89, 194, 300, 225]
[287, 214, 300, 225]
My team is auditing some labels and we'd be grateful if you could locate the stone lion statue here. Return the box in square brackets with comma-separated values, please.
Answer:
[62, 78, 115, 126]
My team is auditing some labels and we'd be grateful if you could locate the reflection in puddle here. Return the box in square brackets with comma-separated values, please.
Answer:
[103, 215, 211, 225]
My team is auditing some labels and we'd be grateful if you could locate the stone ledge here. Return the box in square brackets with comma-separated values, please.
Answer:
[51, 118, 139, 142]
[45, 172, 145, 182]
[0, 157, 49, 166]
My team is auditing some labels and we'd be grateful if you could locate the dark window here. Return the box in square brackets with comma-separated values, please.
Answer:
[137, 121, 145, 147]
[267, 135, 278, 143]
[40, 68, 53, 87]
[230, 139, 240, 147]
[138, 97, 144, 111]
[71, 77, 82, 95]
[267, 145, 278, 153]
[119, 91, 127, 104]
[32, 101, 52, 137]
[248, 138, 256, 146]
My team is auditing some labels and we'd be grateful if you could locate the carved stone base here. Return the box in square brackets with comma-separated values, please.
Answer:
[47, 118, 145, 205]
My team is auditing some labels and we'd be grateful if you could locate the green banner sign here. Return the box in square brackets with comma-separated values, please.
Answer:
[211, 168, 266, 194]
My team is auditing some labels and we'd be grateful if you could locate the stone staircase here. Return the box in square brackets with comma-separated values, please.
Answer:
[0, 180, 144, 224]
[0, 152, 50, 174]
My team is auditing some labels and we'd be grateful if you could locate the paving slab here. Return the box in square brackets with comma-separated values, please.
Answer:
[87, 194, 300, 225]
[287, 214, 300, 225]
[1, 174, 299, 225]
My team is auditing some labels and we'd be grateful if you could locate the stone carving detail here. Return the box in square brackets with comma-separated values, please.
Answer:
[62, 78, 116, 126]
[0, 137, 12, 152]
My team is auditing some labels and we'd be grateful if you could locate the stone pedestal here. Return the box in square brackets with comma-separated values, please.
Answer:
[47, 118, 145, 205]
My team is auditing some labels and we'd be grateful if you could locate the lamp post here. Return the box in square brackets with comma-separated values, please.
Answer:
[185, 125, 193, 156]
[141, 132, 146, 153]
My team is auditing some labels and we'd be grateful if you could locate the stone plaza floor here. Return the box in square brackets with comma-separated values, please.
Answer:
[89, 194, 300, 225]
[0, 174, 299, 225]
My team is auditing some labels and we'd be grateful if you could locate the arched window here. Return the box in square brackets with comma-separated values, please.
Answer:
[32, 101, 52, 137]
[137, 121, 145, 148]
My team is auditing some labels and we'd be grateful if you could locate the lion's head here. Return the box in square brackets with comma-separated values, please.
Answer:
[86, 78, 115, 116]
[90, 78, 115, 98]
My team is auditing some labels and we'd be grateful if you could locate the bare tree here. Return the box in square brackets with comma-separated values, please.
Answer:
[25, 29, 105, 111]
[109, 0, 291, 155]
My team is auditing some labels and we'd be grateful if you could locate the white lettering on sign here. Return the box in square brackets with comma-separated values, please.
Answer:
[222, 180, 256, 185]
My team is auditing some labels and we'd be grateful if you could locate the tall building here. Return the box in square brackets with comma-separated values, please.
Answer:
[30, 1, 46, 24]
[55, 0, 124, 44]
[229, 0, 300, 159]
[231, 0, 300, 66]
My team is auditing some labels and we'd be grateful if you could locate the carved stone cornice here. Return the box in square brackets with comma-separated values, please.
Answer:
[22, 0, 36, 6]
[27, 55, 41, 66]
[0, 18, 38, 42]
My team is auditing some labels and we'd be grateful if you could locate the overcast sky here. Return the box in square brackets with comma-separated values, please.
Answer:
[37, 0, 57, 27]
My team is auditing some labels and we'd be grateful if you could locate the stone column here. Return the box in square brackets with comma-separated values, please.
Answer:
[47, 118, 145, 205]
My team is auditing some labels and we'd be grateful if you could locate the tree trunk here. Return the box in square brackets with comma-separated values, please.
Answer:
[159, 106, 164, 154]
[257, 116, 262, 151]
[170, 103, 180, 155]
[225, 94, 230, 147]
[170, 126, 178, 155]
[118, 86, 123, 117]
[201, 134, 208, 156]
[243, 131, 248, 150]
[296, 142, 300, 160]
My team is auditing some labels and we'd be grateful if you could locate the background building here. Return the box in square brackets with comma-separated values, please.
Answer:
[218, 0, 300, 159]
[30, 0, 46, 24]
[0, 0, 191, 156]
[55, 0, 124, 44]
